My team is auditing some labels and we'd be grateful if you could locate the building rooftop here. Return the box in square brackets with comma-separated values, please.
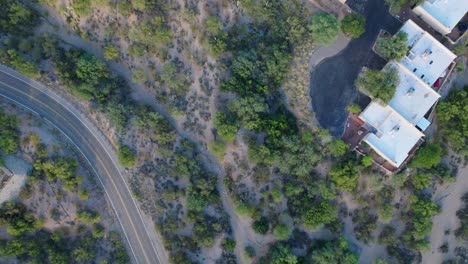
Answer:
[386, 62, 440, 127]
[399, 20, 457, 86]
[359, 102, 425, 167]
[416, 0, 468, 32]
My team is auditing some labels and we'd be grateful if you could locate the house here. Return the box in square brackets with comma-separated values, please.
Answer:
[358, 102, 425, 170]
[399, 20, 457, 87]
[341, 20, 458, 173]
[386, 62, 440, 131]
[413, 0, 468, 36]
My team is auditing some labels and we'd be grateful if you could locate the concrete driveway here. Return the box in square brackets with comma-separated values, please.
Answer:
[309, 0, 401, 136]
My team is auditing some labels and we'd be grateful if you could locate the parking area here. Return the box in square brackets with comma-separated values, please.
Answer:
[309, 0, 402, 136]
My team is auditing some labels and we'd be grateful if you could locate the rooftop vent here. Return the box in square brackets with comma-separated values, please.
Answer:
[407, 87, 416, 97]
[390, 125, 400, 136]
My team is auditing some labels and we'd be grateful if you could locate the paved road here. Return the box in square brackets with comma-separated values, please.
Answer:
[309, 0, 401, 136]
[0, 65, 162, 264]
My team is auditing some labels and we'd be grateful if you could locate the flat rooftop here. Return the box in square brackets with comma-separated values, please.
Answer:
[417, 0, 468, 32]
[359, 102, 424, 167]
[400, 20, 457, 86]
[386, 62, 440, 125]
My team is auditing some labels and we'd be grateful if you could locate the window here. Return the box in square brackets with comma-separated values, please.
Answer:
[421, 74, 425, 78]
[429, 60, 433, 64]
[413, 68, 417, 72]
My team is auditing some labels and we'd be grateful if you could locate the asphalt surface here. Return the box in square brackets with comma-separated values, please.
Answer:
[310, 0, 402, 136]
[0, 66, 161, 264]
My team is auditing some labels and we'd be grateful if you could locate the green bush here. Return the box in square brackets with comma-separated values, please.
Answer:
[355, 66, 399, 103]
[273, 223, 292, 240]
[376, 31, 408, 60]
[0, 201, 42, 235]
[329, 159, 360, 191]
[347, 103, 362, 114]
[0, 1, 39, 34]
[213, 112, 239, 142]
[103, 45, 119, 60]
[222, 238, 236, 253]
[328, 139, 348, 157]
[72, 0, 92, 17]
[309, 13, 340, 46]
[436, 87, 468, 154]
[208, 140, 226, 161]
[411, 172, 432, 190]
[77, 208, 101, 224]
[117, 145, 137, 167]
[303, 201, 338, 230]
[0, 110, 19, 154]
[341, 14, 366, 39]
[6, 50, 40, 79]
[409, 143, 442, 169]
[253, 217, 269, 234]
[131, 67, 147, 84]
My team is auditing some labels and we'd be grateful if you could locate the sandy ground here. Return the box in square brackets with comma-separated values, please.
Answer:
[0, 156, 31, 205]
[422, 162, 468, 263]
[308, 32, 351, 71]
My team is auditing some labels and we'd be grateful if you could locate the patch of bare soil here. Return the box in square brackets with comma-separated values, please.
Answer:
[422, 154, 468, 263]
[0, 99, 121, 254]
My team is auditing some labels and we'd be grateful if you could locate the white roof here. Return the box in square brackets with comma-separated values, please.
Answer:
[399, 20, 457, 86]
[360, 102, 424, 167]
[386, 62, 440, 125]
[418, 0, 468, 32]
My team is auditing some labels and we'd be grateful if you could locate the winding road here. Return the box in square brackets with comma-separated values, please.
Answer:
[0, 65, 163, 264]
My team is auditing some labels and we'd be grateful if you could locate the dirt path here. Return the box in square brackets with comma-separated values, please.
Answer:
[308, 32, 351, 71]
[422, 163, 468, 263]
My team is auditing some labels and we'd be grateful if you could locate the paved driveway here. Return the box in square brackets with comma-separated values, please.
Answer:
[309, 0, 401, 136]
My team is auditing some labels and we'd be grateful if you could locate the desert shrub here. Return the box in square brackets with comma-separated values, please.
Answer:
[310, 237, 358, 264]
[213, 112, 239, 142]
[253, 217, 269, 234]
[436, 87, 468, 154]
[347, 103, 362, 114]
[248, 143, 275, 165]
[329, 159, 360, 191]
[117, 145, 137, 167]
[409, 143, 442, 169]
[328, 139, 348, 157]
[362, 155, 373, 167]
[378, 225, 397, 245]
[208, 140, 226, 161]
[103, 45, 119, 60]
[341, 14, 365, 38]
[0, 110, 19, 154]
[222, 238, 236, 253]
[34, 157, 80, 191]
[4, 50, 40, 78]
[0, 0, 39, 34]
[78, 188, 90, 200]
[72, 0, 92, 17]
[107, 102, 130, 133]
[410, 172, 432, 190]
[304, 201, 338, 230]
[160, 62, 188, 95]
[377, 31, 408, 60]
[276, 134, 321, 178]
[258, 242, 297, 264]
[77, 208, 101, 224]
[273, 223, 292, 240]
[352, 208, 378, 243]
[355, 66, 399, 103]
[131, 67, 147, 84]
[0, 201, 42, 235]
[309, 13, 340, 45]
